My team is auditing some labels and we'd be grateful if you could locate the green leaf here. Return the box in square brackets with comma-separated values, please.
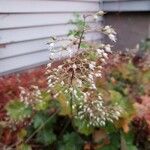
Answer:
[6, 100, 32, 122]
[58, 132, 84, 150]
[36, 129, 56, 146]
[73, 118, 94, 136]
[121, 131, 137, 150]
[80, 43, 90, 49]
[33, 112, 56, 129]
[105, 122, 117, 133]
[109, 90, 135, 118]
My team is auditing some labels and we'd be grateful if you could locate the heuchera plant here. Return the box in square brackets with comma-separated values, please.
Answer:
[46, 12, 121, 128]
[2, 12, 139, 150]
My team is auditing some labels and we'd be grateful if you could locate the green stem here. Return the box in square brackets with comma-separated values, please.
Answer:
[78, 30, 85, 50]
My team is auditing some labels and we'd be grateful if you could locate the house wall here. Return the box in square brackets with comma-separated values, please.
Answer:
[0, 0, 101, 75]
[104, 12, 150, 50]
[101, 0, 150, 50]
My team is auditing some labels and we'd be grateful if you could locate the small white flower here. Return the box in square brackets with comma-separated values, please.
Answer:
[95, 73, 102, 77]
[96, 49, 104, 55]
[48, 42, 55, 51]
[108, 34, 117, 42]
[48, 83, 53, 88]
[98, 95, 102, 100]
[61, 81, 64, 85]
[103, 26, 116, 35]
[68, 48, 73, 57]
[69, 87, 73, 91]
[88, 74, 93, 81]
[76, 79, 82, 87]
[72, 64, 77, 69]
[47, 63, 52, 68]
[101, 58, 106, 63]
[58, 65, 63, 70]
[102, 52, 108, 59]
[97, 11, 105, 16]
[89, 63, 95, 70]
[49, 52, 54, 59]
[49, 42, 54, 47]
[93, 14, 99, 20]
[73, 89, 77, 95]
[48, 79, 52, 83]
[91, 83, 97, 89]
[97, 65, 103, 69]
[64, 90, 68, 93]
[105, 44, 112, 53]
[53, 93, 59, 99]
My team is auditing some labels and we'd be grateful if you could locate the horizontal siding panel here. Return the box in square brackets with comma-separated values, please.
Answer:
[0, 23, 100, 44]
[0, 32, 101, 59]
[0, 24, 73, 44]
[0, 51, 49, 75]
[0, 13, 99, 29]
[24, 0, 100, 2]
[102, 0, 150, 12]
[0, 1, 99, 13]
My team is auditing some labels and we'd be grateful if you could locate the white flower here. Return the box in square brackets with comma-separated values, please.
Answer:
[96, 49, 104, 55]
[72, 64, 77, 69]
[48, 42, 55, 51]
[48, 79, 52, 84]
[53, 93, 59, 99]
[73, 89, 77, 96]
[69, 87, 73, 91]
[97, 65, 102, 69]
[89, 63, 95, 70]
[48, 83, 53, 88]
[47, 63, 51, 68]
[88, 74, 93, 81]
[91, 83, 97, 89]
[96, 49, 101, 54]
[105, 44, 112, 53]
[103, 26, 111, 33]
[101, 58, 106, 63]
[93, 14, 99, 20]
[49, 52, 54, 59]
[50, 42, 54, 47]
[76, 79, 82, 87]
[103, 26, 116, 35]
[68, 48, 73, 57]
[97, 11, 105, 16]
[58, 65, 63, 70]
[108, 34, 117, 42]
[95, 73, 102, 77]
[102, 52, 108, 59]
[61, 81, 64, 85]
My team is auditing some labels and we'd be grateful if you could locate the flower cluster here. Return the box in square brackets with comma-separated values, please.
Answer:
[76, 92, 123, 127]
[93, 10, 105, 20]
[46, 50, 103, 95]
[19, 85, 43, 109]
[102, 25, 117, 42]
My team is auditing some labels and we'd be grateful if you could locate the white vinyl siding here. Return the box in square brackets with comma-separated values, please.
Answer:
[0, 0, 101, 75]
[102, 0, 150, 12]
